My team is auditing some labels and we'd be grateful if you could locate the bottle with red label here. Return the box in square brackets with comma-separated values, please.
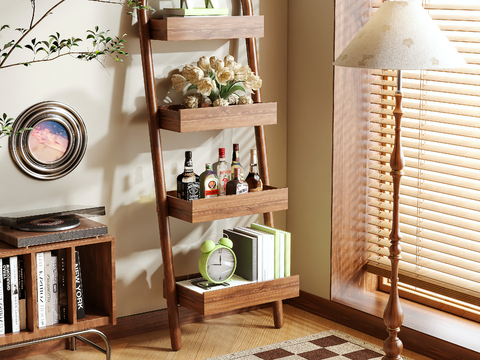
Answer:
[200, 163, 220, 198]
[213, 148, 230, 196]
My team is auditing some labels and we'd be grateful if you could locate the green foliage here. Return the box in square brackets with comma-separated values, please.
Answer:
[0, 113, 32, 148]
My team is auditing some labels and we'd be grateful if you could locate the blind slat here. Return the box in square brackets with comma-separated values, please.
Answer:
[371, 79, 480, 97]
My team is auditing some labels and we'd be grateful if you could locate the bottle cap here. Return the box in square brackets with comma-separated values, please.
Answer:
[219, 148, 225, 157]
[185, 150, 192, 159]
[233, 143, 239, 151]
[205, 163, 212, 169]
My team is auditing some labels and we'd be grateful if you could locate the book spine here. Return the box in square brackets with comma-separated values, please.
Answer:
[279, 233, 285, 278]
[75, 251, 85, 320]
[57, 249, 68, 323]
[51, 255, 59, 325]
[3, 259, 12, 333]
[284, 232, 291, 277]
[18, 258, 27, 331]
[44, 251, 53, 326]
[0, 258, 4, 335]
[36, 252, 46, 329]
[10, 256, 19, 333]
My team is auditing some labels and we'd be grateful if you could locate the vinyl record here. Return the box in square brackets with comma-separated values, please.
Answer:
[16, 216, 81, 232]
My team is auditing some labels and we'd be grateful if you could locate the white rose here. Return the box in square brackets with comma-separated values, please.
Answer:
[216, 67, 234, 86]
[209, 56, 219, 69]
[186, 66, 205, 86]
[235, 65, 252, 81]
[211, 59, 224, 72]
[227, 93, 239, 105]
[171, 74, 187, 92]
[197, 77, 216, 96]
[181, 64, 194, 79]
[197, 56, 210, 71]
[213, 98, 229, 107]
[224, 55, 235, 64]
[238, 95, 253, 105]
[225, 59, 239, 72]
[183, 95, 199, 109]
[244, 73, 262, 91]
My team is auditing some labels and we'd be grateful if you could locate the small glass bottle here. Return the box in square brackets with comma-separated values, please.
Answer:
[226, 167, 249, 195]
[176, 151, 200, 201]
[200, 163, 220, 198]
[212, 148, 230, 196]
[246, 149, 263, 192]
[231, 143, 244, 181]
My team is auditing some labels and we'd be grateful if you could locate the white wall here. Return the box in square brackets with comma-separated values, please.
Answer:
[0, 0, 287, 317]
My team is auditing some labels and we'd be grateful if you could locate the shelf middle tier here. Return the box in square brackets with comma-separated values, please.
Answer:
[159, 102, 277, 133]
[167, 186, 288, 223]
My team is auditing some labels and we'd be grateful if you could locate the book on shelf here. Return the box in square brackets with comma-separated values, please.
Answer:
[0, 258, 4, 335]
[160, 7, 228, 17]
[3, 258, 12, 333]
[18, 258, 27, 330]
[251, 223, 284, 279]
[223, 229, 257, 282]
[51, 255, 59, 325]
[36, 252, 47, 329]
[75, 251, 85, 320]
[10, 256, 20, 333]
[56, 249, 68, 323]
[44, 251, 53, 326]
[235, 227, 274, 281]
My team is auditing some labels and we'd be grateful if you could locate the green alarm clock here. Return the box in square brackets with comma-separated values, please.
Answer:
[198, 238, 237, 284]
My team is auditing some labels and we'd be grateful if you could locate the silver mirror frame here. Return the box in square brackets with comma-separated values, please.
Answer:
[9, 101, 88, 180]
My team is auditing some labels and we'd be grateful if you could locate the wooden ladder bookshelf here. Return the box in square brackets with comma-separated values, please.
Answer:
[138, 0, 299, 351]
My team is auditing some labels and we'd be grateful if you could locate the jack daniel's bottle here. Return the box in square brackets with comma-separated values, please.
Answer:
[177, 151, 200, 201]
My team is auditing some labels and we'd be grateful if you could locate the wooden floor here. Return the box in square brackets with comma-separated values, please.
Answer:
[22, 305, 432, 360]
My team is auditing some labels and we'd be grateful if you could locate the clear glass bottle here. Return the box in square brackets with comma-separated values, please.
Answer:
[200, 163, 220, 198]
[212, 148, 230, 196]
[176, 151, 200, 201]
[245, 149, 263, 192]
[226, 167, 249, 195]
[231, 143, 244, 180]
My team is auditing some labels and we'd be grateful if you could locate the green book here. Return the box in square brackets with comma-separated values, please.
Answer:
[161, 8, 229, 17]
[279, 229, 291, 277]
[251, 223, 282, 279]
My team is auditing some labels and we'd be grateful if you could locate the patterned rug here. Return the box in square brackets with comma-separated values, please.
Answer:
[207, 330, 413, 360]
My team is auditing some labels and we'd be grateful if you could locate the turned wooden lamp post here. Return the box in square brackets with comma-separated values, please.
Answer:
[333, 1, 465, 359]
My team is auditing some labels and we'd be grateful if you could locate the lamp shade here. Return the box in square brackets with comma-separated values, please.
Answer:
[333, 0, 466, 70]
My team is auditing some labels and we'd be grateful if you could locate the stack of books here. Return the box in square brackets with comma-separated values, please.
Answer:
[223, 223, 291, 282]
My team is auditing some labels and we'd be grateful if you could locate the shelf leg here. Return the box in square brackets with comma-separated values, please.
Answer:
[273, 300, 284, 328]
[70, 336, 76, 351]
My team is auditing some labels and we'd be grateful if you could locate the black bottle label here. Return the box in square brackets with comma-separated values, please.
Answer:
[181, 182, 200, 201]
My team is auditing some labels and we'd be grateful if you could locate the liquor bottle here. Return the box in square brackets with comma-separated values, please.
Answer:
[226, 167, 249, 195]
[245, 149, 263, 192]
[212, 148, 230, 196]
[231, 143, 244, 180]
[176, 151, 200, 201]
[200, 163, 220, 198]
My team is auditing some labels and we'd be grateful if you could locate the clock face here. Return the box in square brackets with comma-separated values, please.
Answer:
[206, 247, 235, 282]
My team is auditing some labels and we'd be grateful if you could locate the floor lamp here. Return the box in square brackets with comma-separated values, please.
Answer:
[333, 1, 465, 359]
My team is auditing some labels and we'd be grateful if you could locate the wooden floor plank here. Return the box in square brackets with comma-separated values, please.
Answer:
[21, 305, 431, 360]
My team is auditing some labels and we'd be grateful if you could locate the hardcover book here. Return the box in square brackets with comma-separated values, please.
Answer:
[44, 251, 53, 326]
[18, 258, 27, 330]
[223, 229, 257, 281]
[0, 258, 4, 335]
[75, 251, 85, 320]
[51, 255, 59, 324]
[251, 223, 282, 279]
[56, 249, 68, 323]
[0, 217, 108, 248]
[3, 259, 12, 333]
[36, 252, 46, 329]
[10, 256, 20, 333]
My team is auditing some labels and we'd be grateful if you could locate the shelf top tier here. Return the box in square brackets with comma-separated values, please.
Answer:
[149, 16, 264, 41]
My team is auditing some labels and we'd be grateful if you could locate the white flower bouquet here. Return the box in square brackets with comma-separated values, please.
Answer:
[171, 55, 262, 108]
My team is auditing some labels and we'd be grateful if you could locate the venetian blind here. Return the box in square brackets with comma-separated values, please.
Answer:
[366, 0, 480, 306]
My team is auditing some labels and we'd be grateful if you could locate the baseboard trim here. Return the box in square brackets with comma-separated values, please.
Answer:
[285, 291, 479, 360]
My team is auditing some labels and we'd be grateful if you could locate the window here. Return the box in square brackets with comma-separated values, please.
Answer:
[367, 0, 480, 319]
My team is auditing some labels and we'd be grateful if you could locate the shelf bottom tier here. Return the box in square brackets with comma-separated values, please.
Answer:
[166, 274, 300, 316]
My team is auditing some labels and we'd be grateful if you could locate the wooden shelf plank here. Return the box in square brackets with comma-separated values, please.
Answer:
[149, 16, 264, 41]
[167, 186, 288, 223]
[169, 275, 299, 316]
[159, 102, 277, 133]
